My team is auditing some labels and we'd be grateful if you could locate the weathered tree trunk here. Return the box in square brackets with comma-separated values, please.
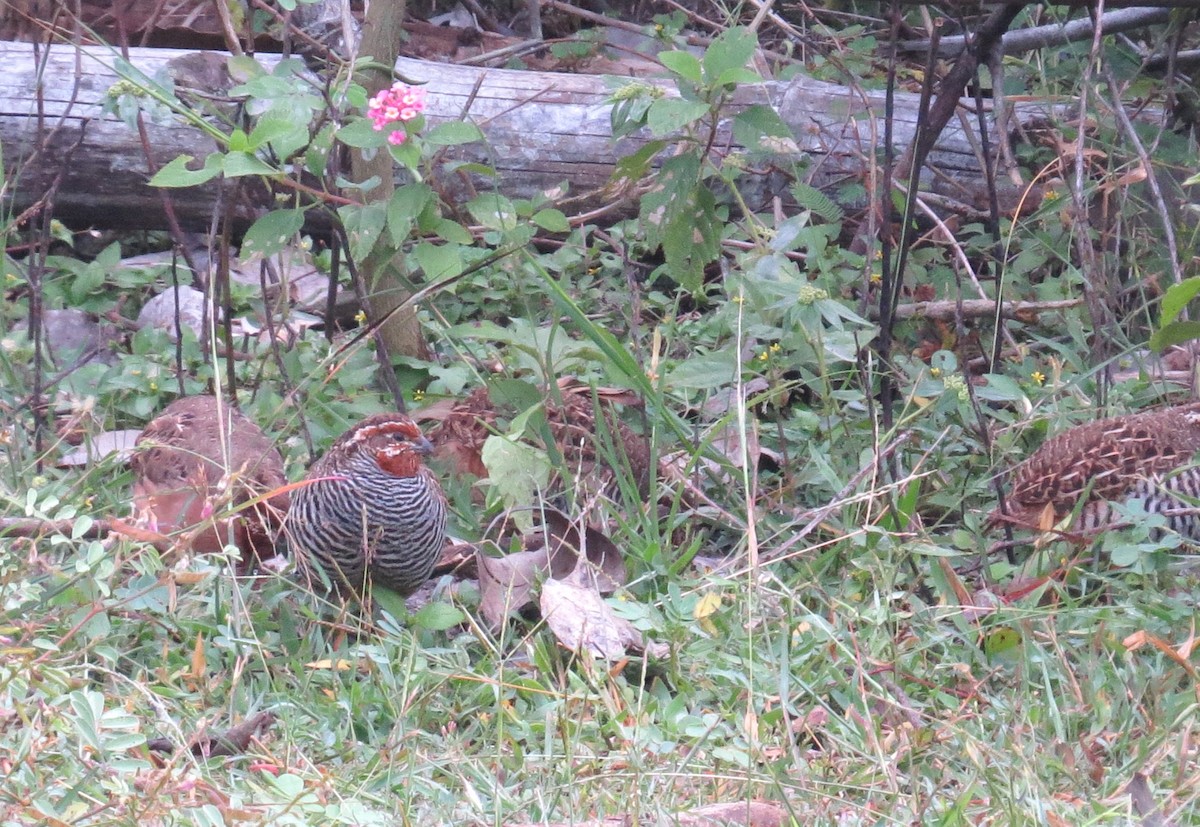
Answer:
[347, 0, 428, 368]
[1, 39, 1076, 232]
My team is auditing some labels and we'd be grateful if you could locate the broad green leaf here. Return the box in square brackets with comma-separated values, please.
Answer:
[658, 50, 702, 84]
[713, 67, 763, 88]
[336, 118, 386, 148]
[1159, 276, 1200, 327]
[702, 27, 757, 85]
[1150, 320, 1200, 352]
[431, 217, 473, 245]
[222, 151, 277, 178]
[532, 208, 570, 233]
[226, 55, 266, 83]
[660, 185, 720, 292]
[974, 373, 1027, 403]
[387, 183, 434, 245]
[665, 349, 737, 390]
[732, 104, 793, 149]
[612, 140, 667, 184]
[481, 435, 551, 531]
[228, 128, 250, 153]
[149, 153, 222, 187]
[444, 160, 497, 178]
[412, 602, 467, 631]
[646, 98, 709, 137]
[249, 114, 303, 152]
[388, 136, 421, 169]
[466, 193, 518, 232]
[413, 241, 464, 281]
[239, 209, 305, 261]
[425, 121, 485, 146]
[339, 201, 388, 261]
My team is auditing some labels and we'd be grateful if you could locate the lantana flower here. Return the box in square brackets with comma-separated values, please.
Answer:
[367, 82, 427, 145]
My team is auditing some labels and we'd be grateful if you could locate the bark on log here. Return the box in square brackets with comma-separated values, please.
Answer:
[0, 39, 1079, 233]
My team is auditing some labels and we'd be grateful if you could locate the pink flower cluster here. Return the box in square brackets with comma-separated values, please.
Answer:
[367, 82, 426, 145]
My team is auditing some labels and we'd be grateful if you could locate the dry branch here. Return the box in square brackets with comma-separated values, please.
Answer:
[873, 298, 1083, 322]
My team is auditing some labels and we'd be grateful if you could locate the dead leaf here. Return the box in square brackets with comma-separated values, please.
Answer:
[539, 508, 626, 592]
[477, 547, 548, 630]
[540, 577, 643, 660]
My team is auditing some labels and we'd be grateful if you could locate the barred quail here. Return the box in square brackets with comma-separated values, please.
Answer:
[991, 402, 1200, 538]
[287, 413, 448, 596]
[130, 395, 289, 567]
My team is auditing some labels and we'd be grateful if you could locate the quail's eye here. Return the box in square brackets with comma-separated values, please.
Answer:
[392, 433, 408, 443]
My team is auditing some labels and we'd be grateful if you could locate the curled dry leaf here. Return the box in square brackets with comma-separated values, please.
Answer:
[474, 507, 629, 630]
[538, 507, 625, 593]
[477, 546, 547, 631]
[540, 576, 664, 660]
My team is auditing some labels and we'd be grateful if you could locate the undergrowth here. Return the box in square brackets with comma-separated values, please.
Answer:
[2, 4, 1200, 827]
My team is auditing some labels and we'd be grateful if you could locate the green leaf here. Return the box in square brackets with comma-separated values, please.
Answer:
[660, 186, 720, 292]
[974, 373, 1027, 403]
[612, 140, 667, 184]
[425, 121, 485, 146]
[702, 27, 758, 85]
[431, 217, 473, 245]
[1159, 276, 1200, 327]
[466, 193, 518, 232]
[658, 50, 702, 84]
[339, 202, 388, 261]
[646, 98, 709, 137]
[665, 349, 737, 390]
[412, 602, 467, 631]
[249, 114, 304, 152]
[387, 183, 434, 245]
[713, 67, 763, 88]
[481, 435, 552, 531]
[1150, 320, 1200, 352]
[983, 627, 1023, 660]
[532, 208, 570, 233]
[149, 154, 222, 188]
[413, 241, 464, 281]
[789, 181, 844, 223]
[228, 128, 250, 153]
[221, 151, 277, 178]
[239, 209, 305, 260]
[336, 118, 386, 149]
[732, 104, 793, 149]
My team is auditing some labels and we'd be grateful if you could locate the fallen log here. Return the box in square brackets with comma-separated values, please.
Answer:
[0, 40, 1077, 233]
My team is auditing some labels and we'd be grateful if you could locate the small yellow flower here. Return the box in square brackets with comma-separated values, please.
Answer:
[731, 295, 745, 304]
[354, 310, 367, 325]
[769, 343, 781, 353]
[1031, 370, 1045, 385]
[758, 351, 769, 362]
[149, 382, 158, 391]
[869, 272, 882, 285]
[413, 389, 425, 401]
[930, 367, 942, 378]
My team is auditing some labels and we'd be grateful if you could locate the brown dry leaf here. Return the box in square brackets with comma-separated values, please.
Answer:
[477, 547, 549, 631]
[539, 508, 626, 593]
[539, 576, 644, 660]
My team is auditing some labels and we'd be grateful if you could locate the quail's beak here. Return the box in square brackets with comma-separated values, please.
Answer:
[415, 436, 435, 455]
